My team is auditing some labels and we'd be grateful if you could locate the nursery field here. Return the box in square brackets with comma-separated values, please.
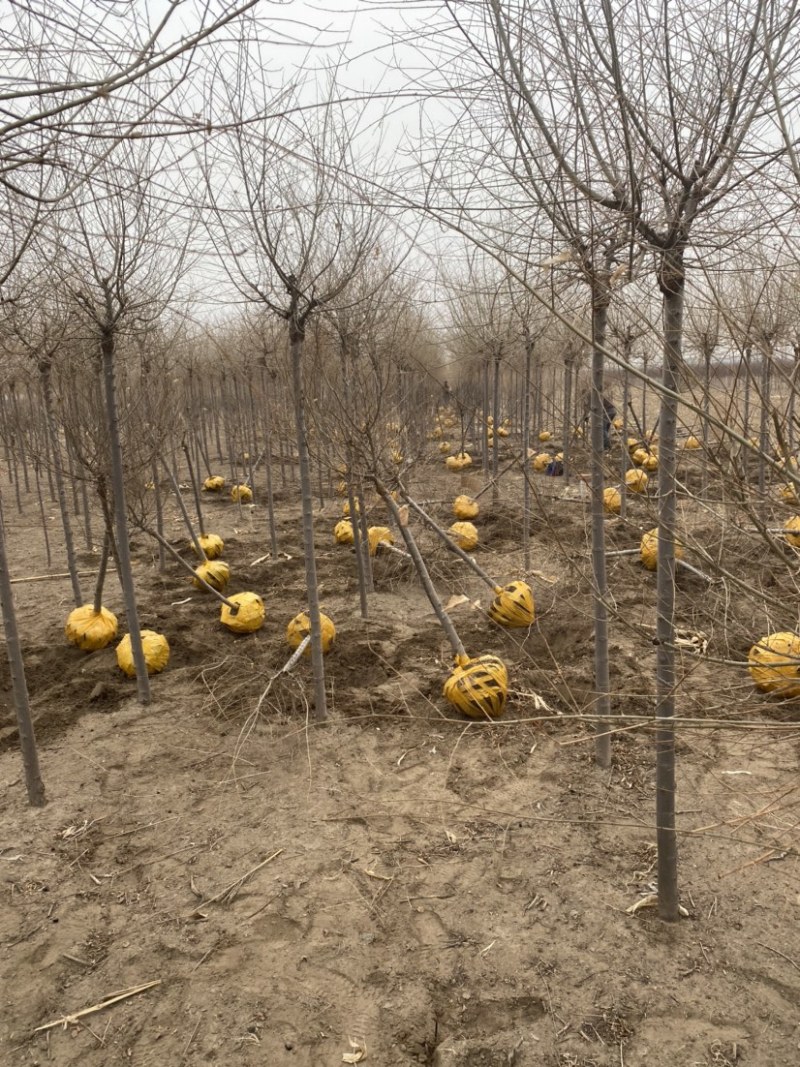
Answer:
[2, 450, 800, 1067]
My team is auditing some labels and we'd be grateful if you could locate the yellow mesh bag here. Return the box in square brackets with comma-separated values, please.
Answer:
[625, 469, 648, 493]
[448, 521, 479, 551]
[532, 452, 551, 472]
[220, 592, 265, 634]
[116, 629, 170, 677]
[231, 484, 253, 503]
[538, 430, 552, 442]
[367, 526, 394, 555]
[640, 528, 684, 571]
[191, 533, 224, 559]
[488, 582, 534, 628]
[443, 655, 508, 719]
[335, 519, 354, 545]
[65, 604, 118, 651]
[784, 516, 800, 548]
[603, 487, 621, 514]
[683, 436, 701, 450]
[193, 559, 230, 592]
[749, 632, 800, 698]
[453, 495, 480, 520]
[203, 475, 225, 491]
[286, 611, 336, 655]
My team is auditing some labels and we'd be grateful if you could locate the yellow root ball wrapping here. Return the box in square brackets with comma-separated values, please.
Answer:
[220, 592, 265, 634]
[783, 516, 800, 548]
[443, 654, 508, 719]
[453, 495, 480, 520]
[286, 611, 336, 655]
[683, 436, 701, 450]
[640, 528, 684, 571]
[334, 519, 354, 545]
[65, 605, 118, 651]
[391, 449, 404, 465]
[116, 629, 170, 677]
[488, 581, 534, 628]
[625, 469, 648, 493]
[367, 526, 394, 555]
[191, 533, 224, 559]
[643, 454, 659, 472]
[193, 559, 231, 592]
[532, 452, 551, 472]
[448, 521, 479, 551]
[496, 426, 509, 438]
[342, 499, 360, 517]
[748, 632, 800, 698]
[779, 484, 798, 505]
[231, 484, 253, 503]
[439, 441, 451, 453]
[632, 447, 649, 466]
[445, 452, 472, 471]
[603, 487, 621, 514]
[538, 430, 552, 442]
[613, 416, 624, 430]
[203, 475, 225, 492]
[335, 480, 348, 496]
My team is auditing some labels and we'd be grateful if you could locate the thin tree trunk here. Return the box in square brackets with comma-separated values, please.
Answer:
[0, 494, 45, 806]
[40, 361, 82, 606]
[101, 312, 150, 705]
[590, 284, 612, 769]
[654, 251, 683, 922]
[522, 333, 533, 572]
[492, 352, 501, 504]
[290, 327, 327, 720]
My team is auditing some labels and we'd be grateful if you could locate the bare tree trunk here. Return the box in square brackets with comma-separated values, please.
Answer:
[562, 355, 574, 484]
[0, 494, 45, 806]
[40, 360, 82, 606]
[101, 311, 151, 705]
[492, 351, 501, 504]
[522, 332, 533, 572]
[654, 250, 683, 922]
[758, 348, 771, 496]
[290, 327, 327, 720]
[589, 284, 612, 769]
[620, 356, 631, 520]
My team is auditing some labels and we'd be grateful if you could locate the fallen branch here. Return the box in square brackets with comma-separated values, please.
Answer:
[190, 849, 284, 916]
[33, 980, 161, 1033]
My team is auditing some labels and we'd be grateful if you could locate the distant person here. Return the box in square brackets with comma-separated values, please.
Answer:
[582, 392, 616, 451]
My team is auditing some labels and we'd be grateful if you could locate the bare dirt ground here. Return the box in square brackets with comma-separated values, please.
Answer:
[2, 447, 800, 1067]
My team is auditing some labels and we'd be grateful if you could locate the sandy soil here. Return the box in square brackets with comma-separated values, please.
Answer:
[1, 448, 799, 1067]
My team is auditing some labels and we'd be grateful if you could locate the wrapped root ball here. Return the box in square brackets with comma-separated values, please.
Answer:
[231, 484, 253, 503]
[444, 654, 508, 719]
[496, 426, 509, 438]
[342, 499, 360, 517]
[453, 495, 480, 520]
[643, 454, 659, 472]
[748, 632, 800, 698]
[613, 416, 624, 430]
[367, 526, 394, 556]
[603, 487, 621, 515]
[538, 430, 552, 442]
[532, 452, 551, 472]
[65, 604, 118, 652]
[640, 527, 684, 571]
[191, 533, 224, 559]
[193, 559, 230, 592]
[449, 521, 479, 551]
[391, 449, 404, 465]
[334, 519, 354, 545]
[683, 436, 701, 450]
[488, 581, 534, 628]
[780, 484, 798, 505]
[203, 475, 225, 492]
[286, 611, 336, 655]
[335, 480, 348, 497]
[220, 592, 265, 634]
[625, 469, 648, 494]
[438, 441, 451, 454]
[632, 447, 649, 466]
[116, 629, 169, 677]
[783, 515, 800, 548]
